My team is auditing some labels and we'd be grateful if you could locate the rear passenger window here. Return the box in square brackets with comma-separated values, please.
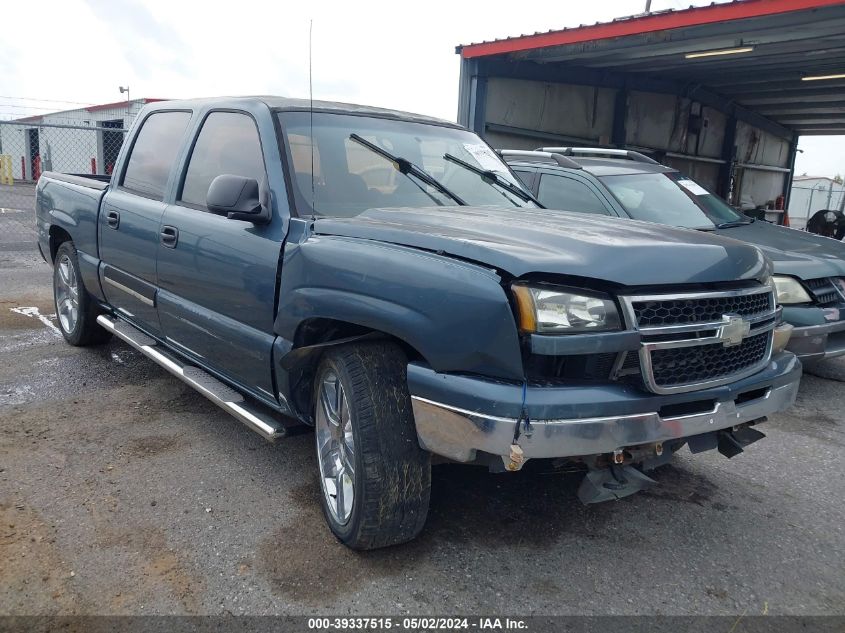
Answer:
[121, 112, 191, 200]
[538, 174, 610, 215]
[180, 112, 265, 208]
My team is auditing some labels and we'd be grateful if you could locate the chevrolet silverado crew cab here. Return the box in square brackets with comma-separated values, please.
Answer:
[37, 97, 800, 550]
[503, 147, 845, 363]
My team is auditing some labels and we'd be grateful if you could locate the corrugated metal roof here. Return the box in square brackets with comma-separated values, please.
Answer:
[457, 0, 845, 58]
[457, 0, 845, 135]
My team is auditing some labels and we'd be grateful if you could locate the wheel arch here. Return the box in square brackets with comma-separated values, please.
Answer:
[48, 225, 73, 262]
[277, 318, 426, 424]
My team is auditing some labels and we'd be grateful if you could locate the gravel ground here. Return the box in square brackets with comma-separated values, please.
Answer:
[1, 208, 843, 616]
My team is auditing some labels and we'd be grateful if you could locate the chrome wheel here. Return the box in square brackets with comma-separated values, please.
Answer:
[315, 369, 355, 525]
[55, 253, 79, 334]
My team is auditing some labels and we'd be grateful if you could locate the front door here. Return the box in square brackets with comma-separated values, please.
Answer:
[98, 110, 191, 336]
[156, 111, 282, 402]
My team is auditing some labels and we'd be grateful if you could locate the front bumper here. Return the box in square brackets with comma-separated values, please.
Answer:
[408, 352, 801, 463]
[787, 319, 845, 362]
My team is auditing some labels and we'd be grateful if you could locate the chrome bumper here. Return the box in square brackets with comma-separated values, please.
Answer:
[411, 377, 800, 463]
[787, 319, 845, 361]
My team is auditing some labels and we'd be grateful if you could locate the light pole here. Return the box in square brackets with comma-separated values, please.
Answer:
[119, 85, 130, 117]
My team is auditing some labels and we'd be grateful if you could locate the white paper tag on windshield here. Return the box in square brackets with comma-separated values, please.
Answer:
[462, 143, 505, 172]
[677, 178, 709, 196]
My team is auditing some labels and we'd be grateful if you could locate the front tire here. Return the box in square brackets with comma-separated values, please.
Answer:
[314, 341, 431, 549]
[53, 241, 111, 346]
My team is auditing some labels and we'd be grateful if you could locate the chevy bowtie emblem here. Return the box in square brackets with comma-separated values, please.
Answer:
[719, 314, 750, 347]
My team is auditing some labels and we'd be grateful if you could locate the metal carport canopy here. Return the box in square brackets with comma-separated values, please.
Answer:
[457, 0, 845, 138]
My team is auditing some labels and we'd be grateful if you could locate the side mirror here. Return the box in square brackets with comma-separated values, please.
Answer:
[206, 174, 270, 223]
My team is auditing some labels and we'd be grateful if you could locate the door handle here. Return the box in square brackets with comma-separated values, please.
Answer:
[160, 225, 179, 248]
[106, 210, 120, 229]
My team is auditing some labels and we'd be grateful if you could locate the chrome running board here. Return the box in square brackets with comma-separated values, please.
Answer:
[97, 315, 288, 441]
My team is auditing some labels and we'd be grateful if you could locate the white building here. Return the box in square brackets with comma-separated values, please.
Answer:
[788, 176, 845, 230]
[0, 98, 165, 180]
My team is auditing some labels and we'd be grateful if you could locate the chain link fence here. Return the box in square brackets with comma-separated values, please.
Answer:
[0, 120, 127, 212]
[788, 182, 845, 230]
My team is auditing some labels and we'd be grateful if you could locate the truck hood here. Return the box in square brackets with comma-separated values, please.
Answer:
[715, 221, 845, 280]
[313, 207, 769, 287]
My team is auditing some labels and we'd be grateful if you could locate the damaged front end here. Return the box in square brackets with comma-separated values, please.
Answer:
[575, 421, 767, 504]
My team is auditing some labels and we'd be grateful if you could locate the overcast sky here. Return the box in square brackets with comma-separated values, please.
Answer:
[1, 0, 842, 176]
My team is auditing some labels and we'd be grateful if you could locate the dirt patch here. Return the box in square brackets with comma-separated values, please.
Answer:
[122, 434, 184, 459]
[0, 502, 84, 615]
[638, 463, 720, 506]
[96, 526, 204, 613]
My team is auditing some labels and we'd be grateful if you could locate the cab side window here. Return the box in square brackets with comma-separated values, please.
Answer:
[180, 112, 266, 209]
[121, 111, 191, 200]
[538, 174, 611, 215]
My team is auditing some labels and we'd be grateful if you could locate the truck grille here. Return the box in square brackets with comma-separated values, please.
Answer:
[804, 277, 845, 307]
[632, 292, 773, 327]
[649, 331, 770, 389]
[621, 286, 777, 394]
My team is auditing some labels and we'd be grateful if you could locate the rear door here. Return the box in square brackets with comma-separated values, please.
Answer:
[99, 110, 192, 335]
[155, 110, 283, 402]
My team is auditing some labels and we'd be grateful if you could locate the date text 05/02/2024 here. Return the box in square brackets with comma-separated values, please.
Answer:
[306, 617, 528, 630]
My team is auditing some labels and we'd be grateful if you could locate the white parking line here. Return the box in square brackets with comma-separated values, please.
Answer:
[10, 306, 62, 336]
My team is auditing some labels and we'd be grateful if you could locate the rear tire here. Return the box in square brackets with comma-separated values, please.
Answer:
[313, 341, 431, 549]
[53, 241, 112, 346]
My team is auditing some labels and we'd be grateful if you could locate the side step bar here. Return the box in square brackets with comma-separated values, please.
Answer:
[97, 315, 289, 442]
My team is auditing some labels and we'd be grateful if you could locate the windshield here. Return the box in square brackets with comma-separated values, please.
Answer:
[598, 172, 744, 229]
[278, 111, 536, 217]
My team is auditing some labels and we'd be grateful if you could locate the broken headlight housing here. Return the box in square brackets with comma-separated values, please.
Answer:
[511, 284, 621, 334]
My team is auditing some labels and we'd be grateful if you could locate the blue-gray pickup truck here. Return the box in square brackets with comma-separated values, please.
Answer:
[36, 97, 800, 549]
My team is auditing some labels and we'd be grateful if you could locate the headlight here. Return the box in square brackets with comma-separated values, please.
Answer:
[772, 275, 811, 305]
[512, 284, 621, 333]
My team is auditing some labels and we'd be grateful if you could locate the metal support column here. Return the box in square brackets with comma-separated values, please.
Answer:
[781, 138, 799, 219]
[718, 116, 737, 202]
[612, 89, 628, 148]
[469, 74, 488, 138]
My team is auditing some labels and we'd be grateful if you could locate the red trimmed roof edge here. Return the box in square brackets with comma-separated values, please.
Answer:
[86, 98, 167, 113]
[458, 0, 845, 58]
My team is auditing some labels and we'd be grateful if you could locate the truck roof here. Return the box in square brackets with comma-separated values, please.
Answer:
[144, 96, 463, 129]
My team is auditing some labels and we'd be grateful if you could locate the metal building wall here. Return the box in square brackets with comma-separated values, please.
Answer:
[461, 66, 796, 215]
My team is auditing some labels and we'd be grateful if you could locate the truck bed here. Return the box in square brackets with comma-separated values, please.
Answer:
[40, 171, 110, 190]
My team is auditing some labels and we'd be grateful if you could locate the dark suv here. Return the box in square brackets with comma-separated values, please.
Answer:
[504, 147, 845, 363]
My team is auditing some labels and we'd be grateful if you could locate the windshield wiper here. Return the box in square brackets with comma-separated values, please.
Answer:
[716, 218, 755, 229]
[349, 134, 466, 206]
[443, 153, 543, 206]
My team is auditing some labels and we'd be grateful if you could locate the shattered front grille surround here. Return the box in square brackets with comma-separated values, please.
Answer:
[804, 276, 845, 308]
